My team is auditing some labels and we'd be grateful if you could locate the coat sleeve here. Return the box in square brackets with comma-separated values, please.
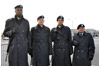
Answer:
[26, 21, 32, 56]
[88, 34, 95, 60]
[72, 35, 79, 46]
[3, 19, 13, 37]
[29, 27, 35, 57]
[31, 28, 35, 50]
[68, 27, 73, 55]
[50, 28, 57, 41]
[48, 28, 52, 55]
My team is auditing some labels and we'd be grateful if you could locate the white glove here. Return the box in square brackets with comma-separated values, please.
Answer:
[49, 55, 52, 65]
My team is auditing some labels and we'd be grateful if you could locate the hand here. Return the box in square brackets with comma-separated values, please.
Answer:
[88, 55, 93, 61]
[89, 57, 93, 61]
[49, 55, 52, 65]
[6, 30, 12, 37]
[73, 40, 79, 46]
[11, 27, 16, 33]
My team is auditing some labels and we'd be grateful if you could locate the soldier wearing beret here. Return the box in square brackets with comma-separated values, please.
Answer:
[30, 15, 52, 66]
[51, 16, 73, 66]
[72, 24, 95, 66]
[3, 5, 30, 66]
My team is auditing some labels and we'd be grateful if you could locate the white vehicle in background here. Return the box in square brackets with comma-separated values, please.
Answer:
[3, 37, 9, 40]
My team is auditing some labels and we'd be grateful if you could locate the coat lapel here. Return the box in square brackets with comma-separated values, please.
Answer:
[57, 25, 68, 39]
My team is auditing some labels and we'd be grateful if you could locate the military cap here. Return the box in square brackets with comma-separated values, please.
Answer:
[15, 5, 23, 9]
[37, 15, 45, 20]
[57, 16, 64, 21]
[77, 24, 85, 29]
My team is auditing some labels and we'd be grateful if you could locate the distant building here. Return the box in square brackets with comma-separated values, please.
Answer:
[71, 29, 99, 37]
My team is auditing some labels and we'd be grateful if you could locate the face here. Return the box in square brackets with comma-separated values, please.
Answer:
[15, 8, 23, 17]
[37, 18, 44, 25]
[78, 27, 85, 33]
[57, 19, 64, 26]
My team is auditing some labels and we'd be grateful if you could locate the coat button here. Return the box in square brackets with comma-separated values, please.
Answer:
[22, 30, 24, 32]
[62, 43, 64, 44]
[60, 41, 62, 42]
[78, 50, 79, 52]
[59, 43, 60, 45]
[58, 49, 60, 51]
[77, 56, 79, 58]
[43, 43, 45, 45]
[17, 37, 19, 39]
[38, 37, 40, 39]
[12, 46, 14, 48]
[41, 40, 42, 42]
[18, 44, 20, 47]
[57, 37, 60, 39]
[63, 49, 65, 50]
[81, 50, 84, 52]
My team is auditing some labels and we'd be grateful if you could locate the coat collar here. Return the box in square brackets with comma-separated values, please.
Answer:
[57, 24, 64, 29]
[77, 31, 87, 36]
[54, 24, 66, 31]
[34, 24, 45, 30]
[15, 15, 24, 21]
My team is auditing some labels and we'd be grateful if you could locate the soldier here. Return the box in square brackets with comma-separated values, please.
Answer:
[72, 24, 95, 66]
[51, 16, 73, 66]
[3, 5, 30, 66]
[31, 15, 52, 66]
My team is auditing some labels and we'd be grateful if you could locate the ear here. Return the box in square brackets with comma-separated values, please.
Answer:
[15, 9, 16, 12]
[37, 20, 39, 22]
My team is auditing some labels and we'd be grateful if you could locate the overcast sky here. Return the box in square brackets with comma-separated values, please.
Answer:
[0, 0, 100, 34]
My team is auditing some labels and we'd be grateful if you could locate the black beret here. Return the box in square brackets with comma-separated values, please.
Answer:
[77, 24, 85, 29]
[15, 5, 23, 9]
[37, 15, 44, 20]
[57, 16, 64, 21]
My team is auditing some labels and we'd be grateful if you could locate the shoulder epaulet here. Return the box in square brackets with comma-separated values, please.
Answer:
[52, 27, 57, 32]
[34, 25, 38, 30]
[44, 26, 50, 31]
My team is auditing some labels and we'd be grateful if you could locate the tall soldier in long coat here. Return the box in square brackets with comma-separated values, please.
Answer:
[3, 5, 30, 66]
[51, 16, 73, 66]
[30, 15, 52, 66]
[72, 24, 95, 66]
